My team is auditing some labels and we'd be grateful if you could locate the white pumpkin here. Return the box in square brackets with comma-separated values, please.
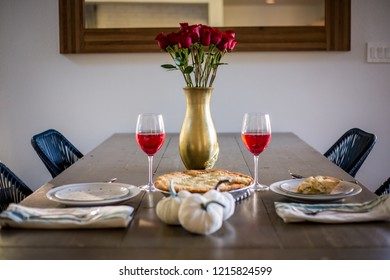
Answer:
[155, 183, 191, 225]
[203, 189, 235, 220]
[178, 194, 225, 235]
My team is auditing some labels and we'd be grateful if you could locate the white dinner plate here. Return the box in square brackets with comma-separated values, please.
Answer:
[270, 179, 362, 201]
[47, 182, 141, 206]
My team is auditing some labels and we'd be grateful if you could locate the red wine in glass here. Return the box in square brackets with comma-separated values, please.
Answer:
[241, 113, 271, 191]
[136, 133, 166, 156]
[136, 113, 165, 192]
[241, 133, 271, 156]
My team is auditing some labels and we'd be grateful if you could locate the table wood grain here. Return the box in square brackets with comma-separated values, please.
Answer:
[1, 133, 389, 260]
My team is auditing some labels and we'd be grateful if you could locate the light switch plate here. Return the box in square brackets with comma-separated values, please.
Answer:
[367, 42, 390, 63]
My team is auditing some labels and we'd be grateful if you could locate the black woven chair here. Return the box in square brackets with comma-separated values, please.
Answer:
[0, 162, 33, 212]
[375, 177, 390, 196]
[31, 129, 83, 178]
[324, 128, 377, 177]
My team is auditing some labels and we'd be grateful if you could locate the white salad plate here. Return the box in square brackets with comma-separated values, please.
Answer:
[47, 182, 141, 206]
[270, 178, 362, 201]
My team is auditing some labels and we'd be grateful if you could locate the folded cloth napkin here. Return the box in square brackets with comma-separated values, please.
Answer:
[275, 195, 390, 223]
[0, 204, 134, 229]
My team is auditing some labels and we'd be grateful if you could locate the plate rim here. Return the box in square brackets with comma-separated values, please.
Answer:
[46, 182, 141, 206]
[53, 182, 131, 201]
[156, 184, 253, 202]
[270, 179, 362, 201]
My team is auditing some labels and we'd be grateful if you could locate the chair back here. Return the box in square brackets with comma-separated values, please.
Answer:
[31, 129, 83, 178]
[0, 162, 33, 212]
[375, 177, 390, 196]
[324, 128, 376, 177]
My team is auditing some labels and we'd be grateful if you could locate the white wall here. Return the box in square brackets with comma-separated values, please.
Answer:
[1, 0, 389, 191]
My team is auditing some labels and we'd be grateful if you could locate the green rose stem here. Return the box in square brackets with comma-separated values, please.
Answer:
[180, 48, 193, 87]
[209, 51, 225, 87]
[166, 46, 193, 87]
[191, 44, 200, 87]
[200, 45, 214, 87]
[197, 45, 205, 87]
[205, 51, 213, 86]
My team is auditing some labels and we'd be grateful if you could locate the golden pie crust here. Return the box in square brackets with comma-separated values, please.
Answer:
[297, 176, 341, 194]
[154, 169, 254, 193]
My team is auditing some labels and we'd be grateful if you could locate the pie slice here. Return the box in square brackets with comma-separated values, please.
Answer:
[296, 176, 341, 194]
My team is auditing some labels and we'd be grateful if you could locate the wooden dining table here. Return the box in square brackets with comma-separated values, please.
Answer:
[1, 132, 389, 260]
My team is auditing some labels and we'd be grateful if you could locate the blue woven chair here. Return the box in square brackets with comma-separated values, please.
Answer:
[375, 177, 390, 196]
[31, 129, 83, 178]
[324, 128, 377, 177]
[0, 162, 33, 212]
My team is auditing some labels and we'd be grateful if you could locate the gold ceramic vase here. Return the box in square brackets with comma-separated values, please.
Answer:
[179, 87, 219, 170]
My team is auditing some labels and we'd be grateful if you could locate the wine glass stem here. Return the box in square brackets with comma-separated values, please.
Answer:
[147, 155, 154, 191]
[253, 155, 259, 185]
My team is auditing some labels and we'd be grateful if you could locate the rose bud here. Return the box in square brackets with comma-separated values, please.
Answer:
[224, 30, 236, 38]
[227, 39, 237, 51]
[180, 22, 189, 32]
[210, 28, 222, 45]
[188, 25, 200, 43]
[155, 33, 170, 50]
[167, 32, 180, 46]
[200, 26, 211, 46]
[179, 33, 192, 48]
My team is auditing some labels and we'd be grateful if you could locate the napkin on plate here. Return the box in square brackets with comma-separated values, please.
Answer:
[0, 203, 134, 229]
[274, 194, 390, 223]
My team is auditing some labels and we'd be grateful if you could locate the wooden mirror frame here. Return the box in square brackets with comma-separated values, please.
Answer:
[59, 0, 350, 53]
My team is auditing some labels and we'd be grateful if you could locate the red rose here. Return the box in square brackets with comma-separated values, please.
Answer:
[210, 28, 222, 45]
[155, 33, 170, 50]
[167, 32, 180, 45]
[180, 22, 189, 32]
[225, 30, 236, 39]
[217, 31, 237, 51]
[200, 26, 211, 46]
[228, 39, 237, 51]
[179, 32, 192, 48]
[187, 25, 200, 43]
[216, 40, 228, 51]
[179, 23, 200, 43]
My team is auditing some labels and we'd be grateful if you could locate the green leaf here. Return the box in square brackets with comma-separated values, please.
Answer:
[161, 64, 177, 69]
[174, 57, 184, 66]
[183, 66, 194, 74]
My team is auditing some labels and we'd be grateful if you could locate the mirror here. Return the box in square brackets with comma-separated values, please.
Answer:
[59, 0, 350, 53]
[84, 0, 325, 28]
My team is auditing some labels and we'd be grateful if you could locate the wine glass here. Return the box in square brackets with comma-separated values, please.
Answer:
[136, 113, 166, 192]
[241, 113, 272, 191]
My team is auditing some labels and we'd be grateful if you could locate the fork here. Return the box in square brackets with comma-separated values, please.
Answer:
[293, 206, 370, 216]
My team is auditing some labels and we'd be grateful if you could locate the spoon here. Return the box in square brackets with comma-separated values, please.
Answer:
[288, 170, 304, 179]
[107, 178, 117, 183]
[215, 179, 232, 190]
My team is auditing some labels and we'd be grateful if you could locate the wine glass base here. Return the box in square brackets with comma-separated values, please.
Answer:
[251, 183, 269, 192]
[139, 184, 158, 192]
